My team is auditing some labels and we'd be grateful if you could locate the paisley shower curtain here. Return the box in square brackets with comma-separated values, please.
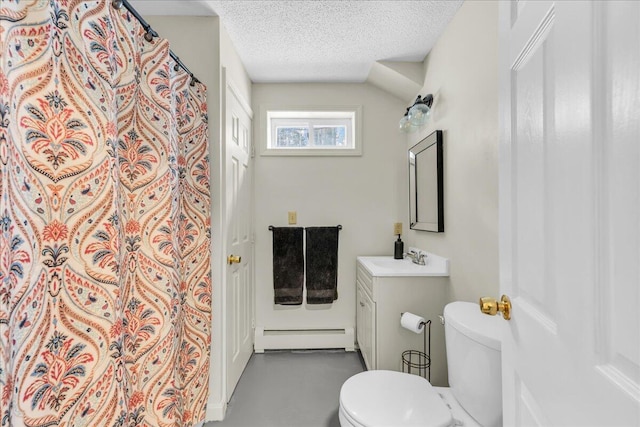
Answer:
[0, 1, 212, 425]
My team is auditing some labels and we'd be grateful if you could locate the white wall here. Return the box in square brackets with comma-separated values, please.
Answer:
[252, 83, 406, 334]
[220, 26, 252, 106]
[405, 1, 499, 303]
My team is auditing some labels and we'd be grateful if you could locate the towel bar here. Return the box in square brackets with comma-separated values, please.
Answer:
[269, 225, 342, 230]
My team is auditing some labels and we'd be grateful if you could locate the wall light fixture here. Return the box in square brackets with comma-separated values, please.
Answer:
[399, 94, 434, 133]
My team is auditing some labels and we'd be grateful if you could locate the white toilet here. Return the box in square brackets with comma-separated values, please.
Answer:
[339, 301, 503, 427]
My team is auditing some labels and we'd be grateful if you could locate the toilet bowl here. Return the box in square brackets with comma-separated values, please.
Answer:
[339, 301, 503, 427]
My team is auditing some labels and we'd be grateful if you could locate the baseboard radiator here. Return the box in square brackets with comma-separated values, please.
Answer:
[254, 327, 355, 353]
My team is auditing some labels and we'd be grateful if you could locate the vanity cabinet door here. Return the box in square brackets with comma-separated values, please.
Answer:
[356, 283, 375, 370]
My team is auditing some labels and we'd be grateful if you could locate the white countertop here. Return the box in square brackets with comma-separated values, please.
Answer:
[357, 253, 450, 277]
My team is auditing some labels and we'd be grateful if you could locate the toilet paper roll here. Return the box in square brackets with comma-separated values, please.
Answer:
[401, 312, 425, 334]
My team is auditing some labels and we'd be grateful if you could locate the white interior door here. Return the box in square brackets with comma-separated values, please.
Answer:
[225, 77, 254, 401]
[499, 1, 639, 425]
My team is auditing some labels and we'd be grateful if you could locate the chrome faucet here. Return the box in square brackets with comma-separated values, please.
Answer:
[404, 250, 426, 265]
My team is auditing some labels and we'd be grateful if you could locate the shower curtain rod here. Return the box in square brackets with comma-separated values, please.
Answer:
[111, 0, 200, 86]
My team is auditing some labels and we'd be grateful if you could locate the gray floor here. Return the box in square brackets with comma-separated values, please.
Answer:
[206, 350, 365, 427]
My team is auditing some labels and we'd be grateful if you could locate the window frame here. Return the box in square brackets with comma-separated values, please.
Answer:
[260, 105, 362, 156]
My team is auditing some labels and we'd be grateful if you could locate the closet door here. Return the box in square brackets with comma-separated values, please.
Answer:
[225, 75, 254, 401]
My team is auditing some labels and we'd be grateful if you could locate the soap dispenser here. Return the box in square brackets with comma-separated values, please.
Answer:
[393, 223, 404, 259]
[394, 235, 404, 259]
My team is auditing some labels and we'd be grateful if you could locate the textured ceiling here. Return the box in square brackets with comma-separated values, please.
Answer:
[130, 0, 463, 83]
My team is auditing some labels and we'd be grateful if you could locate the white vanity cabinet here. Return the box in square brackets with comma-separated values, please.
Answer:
[355, 255, 450, 386]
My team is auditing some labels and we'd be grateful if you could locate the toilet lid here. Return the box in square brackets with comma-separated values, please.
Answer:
[339, 370, 452, 427]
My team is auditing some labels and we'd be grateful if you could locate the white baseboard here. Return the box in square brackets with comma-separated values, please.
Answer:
[254, 327, 355, 353]
[205, 399, 227, 422]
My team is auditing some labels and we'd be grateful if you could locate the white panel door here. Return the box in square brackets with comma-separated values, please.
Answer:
[499, 1, 639, 425]
[225, 78, 253, 401]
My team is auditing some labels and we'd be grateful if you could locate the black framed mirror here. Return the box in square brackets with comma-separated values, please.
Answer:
[409, 130, 443, 232]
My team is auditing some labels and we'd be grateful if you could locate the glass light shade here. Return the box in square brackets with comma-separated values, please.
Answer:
[399, 115, 418, 133]
[408, 102, 430, 126]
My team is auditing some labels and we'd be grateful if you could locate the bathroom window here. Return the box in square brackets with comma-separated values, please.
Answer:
[260, 106, 362, 156]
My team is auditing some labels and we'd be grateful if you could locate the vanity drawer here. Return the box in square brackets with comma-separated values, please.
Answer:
[356, 261, 374, 296]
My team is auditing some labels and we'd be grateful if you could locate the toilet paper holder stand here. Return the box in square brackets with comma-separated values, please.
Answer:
[400, 313, 431, 381]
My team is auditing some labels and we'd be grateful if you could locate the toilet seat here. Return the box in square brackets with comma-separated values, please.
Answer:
[339, 370, 453, 427]
[339, 403, 367, 427]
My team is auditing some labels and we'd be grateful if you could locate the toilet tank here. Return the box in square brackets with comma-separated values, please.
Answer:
[444, 301, 503, 427]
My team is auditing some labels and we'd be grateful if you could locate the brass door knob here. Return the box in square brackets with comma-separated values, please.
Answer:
[479, 295, 512, 320]
[227, 254, 241, 265]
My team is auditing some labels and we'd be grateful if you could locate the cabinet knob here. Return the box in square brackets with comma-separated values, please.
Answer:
[359, 301, 365, 307]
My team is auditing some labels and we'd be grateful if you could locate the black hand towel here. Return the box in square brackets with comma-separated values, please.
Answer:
[305, 226, 339, 304]
[272, 227, 304, 305]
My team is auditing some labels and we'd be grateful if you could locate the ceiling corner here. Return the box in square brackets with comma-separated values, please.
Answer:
[366, 61, 424, 103]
